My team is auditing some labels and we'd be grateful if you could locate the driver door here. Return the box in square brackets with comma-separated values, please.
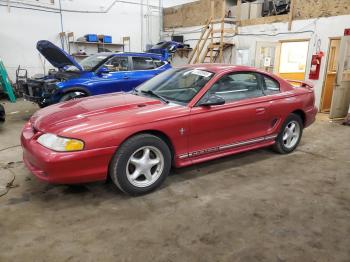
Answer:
[92, 56, 133, 94]
[188, 72, 272, 158]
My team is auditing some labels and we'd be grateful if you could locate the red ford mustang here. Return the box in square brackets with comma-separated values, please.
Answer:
[21, 64, 317, 195]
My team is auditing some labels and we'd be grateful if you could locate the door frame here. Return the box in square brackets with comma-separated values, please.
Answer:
[330, 35, 350, 119]
[320, 37, 341, 113]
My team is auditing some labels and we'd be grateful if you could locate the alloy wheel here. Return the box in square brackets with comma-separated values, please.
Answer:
[126, 146, 164, 188]
[282, 120, 301, 149]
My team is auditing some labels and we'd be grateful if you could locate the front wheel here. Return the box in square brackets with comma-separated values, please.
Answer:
[273, 113, 303, 154]
[59, 91, 87, 102]
[109, 134, 171, 195]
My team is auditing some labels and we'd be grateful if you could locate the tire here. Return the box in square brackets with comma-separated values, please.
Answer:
[109, 134, 171, 195]
[59, 91, 87, 102]
[273, 113, 304, 154]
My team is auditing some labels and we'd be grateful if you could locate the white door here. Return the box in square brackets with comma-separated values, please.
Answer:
[330, 35, 350, 119]
[255, 42, 277, 73]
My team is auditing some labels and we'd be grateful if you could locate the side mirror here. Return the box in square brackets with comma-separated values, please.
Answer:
[97, 67, 109, 76]
[198, 94, 225, 107]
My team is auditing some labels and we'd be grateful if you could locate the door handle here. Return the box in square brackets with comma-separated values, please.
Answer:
[256, 107, 266, 115]
[123, 75, 130, 79]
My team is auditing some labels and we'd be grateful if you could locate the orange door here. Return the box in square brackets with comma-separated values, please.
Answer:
[321, 39, 340, 112]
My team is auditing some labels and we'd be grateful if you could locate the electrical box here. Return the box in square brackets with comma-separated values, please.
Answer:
[240, 3, 250, 20]
[250, 2, 263, 19]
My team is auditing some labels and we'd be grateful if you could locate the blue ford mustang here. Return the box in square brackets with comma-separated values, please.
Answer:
[22, 40, 172, 107]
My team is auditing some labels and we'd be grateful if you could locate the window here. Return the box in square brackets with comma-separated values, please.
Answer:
[67, 53, 110, 71]
[279, 41, 309, 73]
[104, 56, 129, 72]
[202, 72, 263, 103]
[133, 57, 155, 70]
[262, 75, 280, 95]
[136, 68, 214, 104]
[153, 59, 166, 68]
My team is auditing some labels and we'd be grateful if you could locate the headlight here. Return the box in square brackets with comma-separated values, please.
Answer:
[37, 133, 84, 152]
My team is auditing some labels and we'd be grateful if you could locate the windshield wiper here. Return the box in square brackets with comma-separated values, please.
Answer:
[140, 90, 169, 104]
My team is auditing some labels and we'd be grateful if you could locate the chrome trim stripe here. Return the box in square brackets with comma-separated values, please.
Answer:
[264, 134, 278, 140]
[178, 134, 278, 159]
[219, 137, 264, 150]
[178, 154, 189, 159]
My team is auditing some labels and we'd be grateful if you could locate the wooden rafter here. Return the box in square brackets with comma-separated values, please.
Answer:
[288, 0, 295, 31]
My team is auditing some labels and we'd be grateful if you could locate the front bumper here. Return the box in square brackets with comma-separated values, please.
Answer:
[21, 122, 117, 184]
[21, 80, 59, 107]
[23, 94, 55, 108]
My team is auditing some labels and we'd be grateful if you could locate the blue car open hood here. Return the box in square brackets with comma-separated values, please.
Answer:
[36, 40, 83, 71]
[147, 41, 184, 61]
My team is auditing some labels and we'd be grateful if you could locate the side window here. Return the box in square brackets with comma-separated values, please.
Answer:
[104, 56, 129, 72]
[132, 57, 155, 70]
[262, 75, 280, 95]
[153, 59, 165, 68]
[203, 72, 263, 103]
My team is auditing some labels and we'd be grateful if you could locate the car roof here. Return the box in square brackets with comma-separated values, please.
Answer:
[180, 63, 262, 73]
[178, 63, 289, 85]
[111, 52, 165, 60]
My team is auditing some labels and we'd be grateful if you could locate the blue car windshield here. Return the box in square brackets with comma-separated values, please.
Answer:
[135, 68, 214, 105]
[66, 54, 110, 71]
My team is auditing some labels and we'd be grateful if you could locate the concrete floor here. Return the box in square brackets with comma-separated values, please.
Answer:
[0, 99, 349, 262]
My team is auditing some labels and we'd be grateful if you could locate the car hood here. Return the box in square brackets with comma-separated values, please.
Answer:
[30, 93, 180, 136]
[37, 40, 83, 71]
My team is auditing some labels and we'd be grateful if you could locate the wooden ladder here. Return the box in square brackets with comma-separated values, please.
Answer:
[0, 60, 16, 102]
[188, 0, 235, 64]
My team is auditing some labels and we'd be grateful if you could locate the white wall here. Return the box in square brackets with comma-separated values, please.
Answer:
[164, 15, 350, 109]
[0, 0, 162, 79]
[162, 0, 199, 8]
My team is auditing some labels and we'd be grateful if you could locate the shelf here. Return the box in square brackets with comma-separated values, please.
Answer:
[69, 41, 124, 47]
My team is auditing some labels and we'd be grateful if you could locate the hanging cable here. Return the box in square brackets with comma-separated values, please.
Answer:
[58, 0, 65, 50]
[0, 3, 59, 13]
[0, 0, 160, 14]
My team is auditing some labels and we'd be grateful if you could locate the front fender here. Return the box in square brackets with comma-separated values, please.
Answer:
[58, 85, 92, 96]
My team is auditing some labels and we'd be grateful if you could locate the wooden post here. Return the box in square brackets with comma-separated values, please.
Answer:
[210, 0, 214, 63]
[288, 0, 295, 31]
[219, 0, 226, 63]
[236, 0, 241, 26]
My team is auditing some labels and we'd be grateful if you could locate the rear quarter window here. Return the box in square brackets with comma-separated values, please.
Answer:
[262, 75, 280, 95]
[132, 57, 155, 70]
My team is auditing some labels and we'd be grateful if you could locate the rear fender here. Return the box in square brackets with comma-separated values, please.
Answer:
[286, 79, 314, 90]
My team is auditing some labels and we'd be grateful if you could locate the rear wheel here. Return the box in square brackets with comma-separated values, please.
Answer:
[109, 134, 171, 195]
[273, 113, 303, 154]
[59, 91, 87, 102]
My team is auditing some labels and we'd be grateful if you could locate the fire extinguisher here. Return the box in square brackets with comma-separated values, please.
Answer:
[309, 52, 324, 80]
[309, 39, 324, 80]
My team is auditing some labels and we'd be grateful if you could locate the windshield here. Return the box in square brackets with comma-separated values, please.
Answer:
[135, 68, 214, 104]
[66, 54, 110, 71]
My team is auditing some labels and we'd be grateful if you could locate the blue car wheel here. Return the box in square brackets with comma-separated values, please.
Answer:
[60, 91, 88, 102]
